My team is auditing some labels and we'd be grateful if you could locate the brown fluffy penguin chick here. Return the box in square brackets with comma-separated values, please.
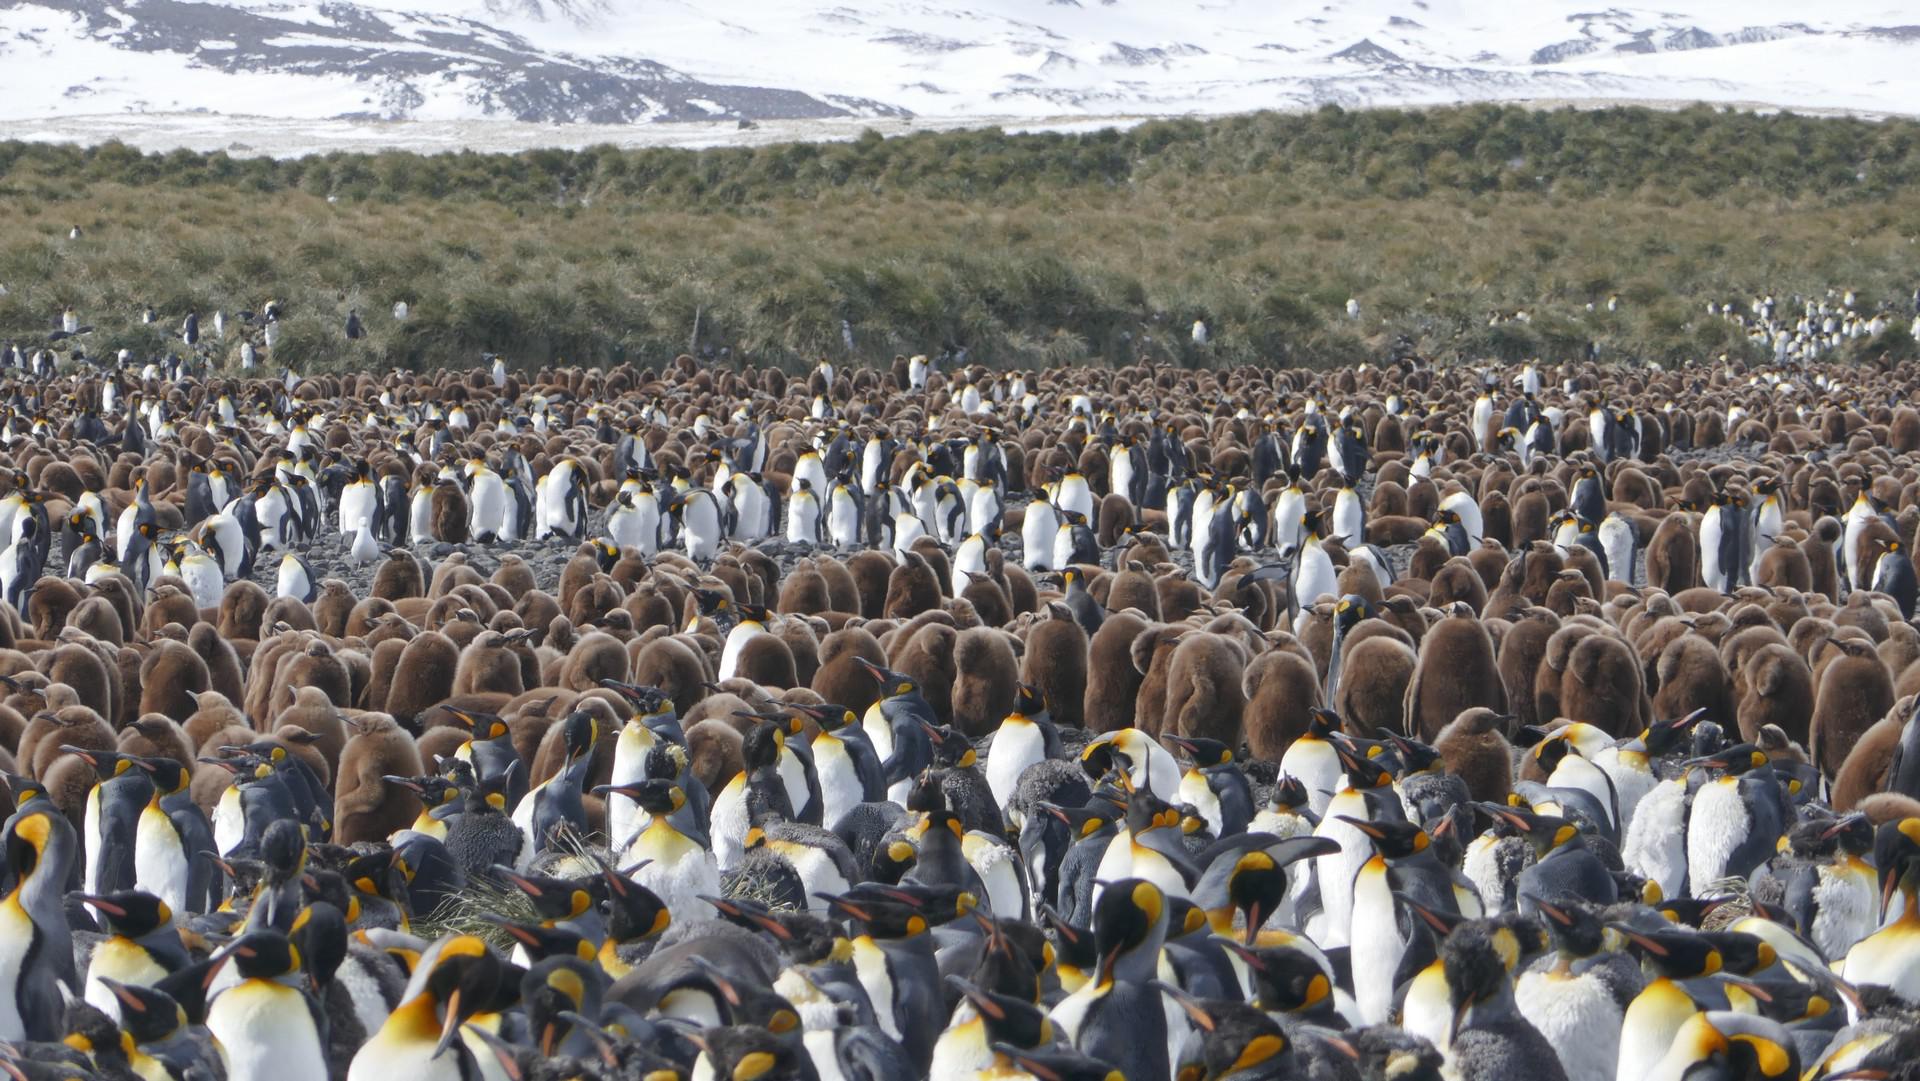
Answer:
[1645, 513, 1698, 594]
[117, 715, 194, 771]
[183, 691, 250, 752]
[735, 632, 799, 691]
[561, 631, 631, 692]
[1241, 645, 1323, 762]
[385, 631, 460, 729]
[630, 635, 711, 717]
[892, 622, 958, 725]
[1831, 714, 1903, 813]
[138, 639, 211, 723]
[1106, 563, 1161, 621]
[1803, 518, 1843, 603]
[1130, 623, 1188, 736]
[273, 685, 351, 777]
[950, 628, 1019, 739]
[333, 712, 425, 845]
[811, 627, 886, 720]
[1403, 604, 1507, 741]
[1334, 636, 1418, 737]
[1160, 633, 1249, 747]
[1083, 611, 1151, 734]
[430, 479, 471, 543]
[1496, 609, 1558, 732]
[1019, 604, 1089, 730]
[372, 550, 427, 600]
[846, 551, 895, 619]
[1651, 634, 1733, 728]
[1558, 632, 1649, 738]
[884, 552, 944, 620]
[1434, 706, 1515, 803]
[1810, 636, 1895, 782]
[1734, 643, 1814, 747]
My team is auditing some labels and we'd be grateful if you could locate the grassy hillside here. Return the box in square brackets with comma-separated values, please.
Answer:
[2, 104, 1918, 373]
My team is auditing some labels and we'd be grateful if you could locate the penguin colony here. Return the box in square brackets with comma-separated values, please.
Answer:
[4, 350, 1920, 1081]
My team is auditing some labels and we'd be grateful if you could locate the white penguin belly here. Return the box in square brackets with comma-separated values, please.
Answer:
[135, 805, 190, 912]
[209, 982, 329, 1081]
[1515, 968, 1622, 1081]
[1622, 780, 1688, 900]
[985, 722, 1043, 811]
[1685, 778, 1747, 887]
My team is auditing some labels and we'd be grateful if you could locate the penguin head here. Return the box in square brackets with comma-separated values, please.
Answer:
[497, 867, 601, 924]
[491, 918, 593, 966]
[130, 753, 190, 796]
[694, 1026, 808, 1081]
[558, 710, 598, 762]
[410, 935, 506, 1056]
[1525, 893, 1606, 959]
[1662, 1012, 1798, 1080]
[1477, 803, 1579, 859]
[78, 889, 173, 937]
[788, 701, 856, 734]
[1337, 815, 1432, 860]
[1156, 979, 1294, 1081]
[1684, 742, 1769, 778]
[602, 867, 671, 944]
[947, 975, 1053, 1053]
[60, 744, 143, 781]
[95, 978, 188, 1044]
[594, 778, 685, 817]
[1607, 922, 1728, 980]
[854, 656, 916, 699]
[1089, 878, 1168, 984]
[212, 929, 304, 983]
[1162, 734, 1232, 770]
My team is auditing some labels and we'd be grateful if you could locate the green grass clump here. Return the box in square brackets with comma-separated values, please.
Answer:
[4, 104, 1919, 372]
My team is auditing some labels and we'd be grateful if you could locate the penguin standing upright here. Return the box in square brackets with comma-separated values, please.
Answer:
[73, 747, 156, 897]
[1049, 877, 1172, 1081]
[1871, 537, 1917, 618]
[0, 804, 77, 1041]
[857, 657, 936, 805]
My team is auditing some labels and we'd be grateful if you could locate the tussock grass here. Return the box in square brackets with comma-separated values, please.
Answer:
[4, 105, 1920, 372]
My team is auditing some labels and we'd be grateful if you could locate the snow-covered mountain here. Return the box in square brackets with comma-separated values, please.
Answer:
[1, 0, 1917, 151]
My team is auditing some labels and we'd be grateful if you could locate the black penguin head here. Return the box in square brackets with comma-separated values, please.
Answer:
[1525, 893, 1606, 958]
[1607, 923, 1727, 981]
[788, 700, 856, 733]
[491, 917, 593, 967]
[95, 979, 188, 1044]
[1154, 980, 1293, 1081]
[1337, 815, 1433, 860]
[1332, 594, 1372, 632]
[1009, 683, 1050, 724]
[213, 929, 303, 982]
[1441, 919, 1529, 1038]
[1089, 877, 1167, 983]
[855, 656, 916, 697]
[258, 818, 307, 879]
[1685, 742, 1768, 778]
[692, 588, 732, 616]
[1162, 734, 1233, 770]
[78, 889, 174, 937]
[593, 778, 685, 817]
[1214, 940, 1334, 1015]
[949, 974, 1052, 1049]
[1664, 1012, 1799, 1080]
[601, 867, 671, 943]
[696, 1025, 807, 1081]
[559, 710, 599, 761]
[497, 868, 601, 923]
[742, 721, 784, 771]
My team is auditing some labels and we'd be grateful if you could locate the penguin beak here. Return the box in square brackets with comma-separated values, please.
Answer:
[431, 987, 465, 1060]
[457, 1024, 524, 1081]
